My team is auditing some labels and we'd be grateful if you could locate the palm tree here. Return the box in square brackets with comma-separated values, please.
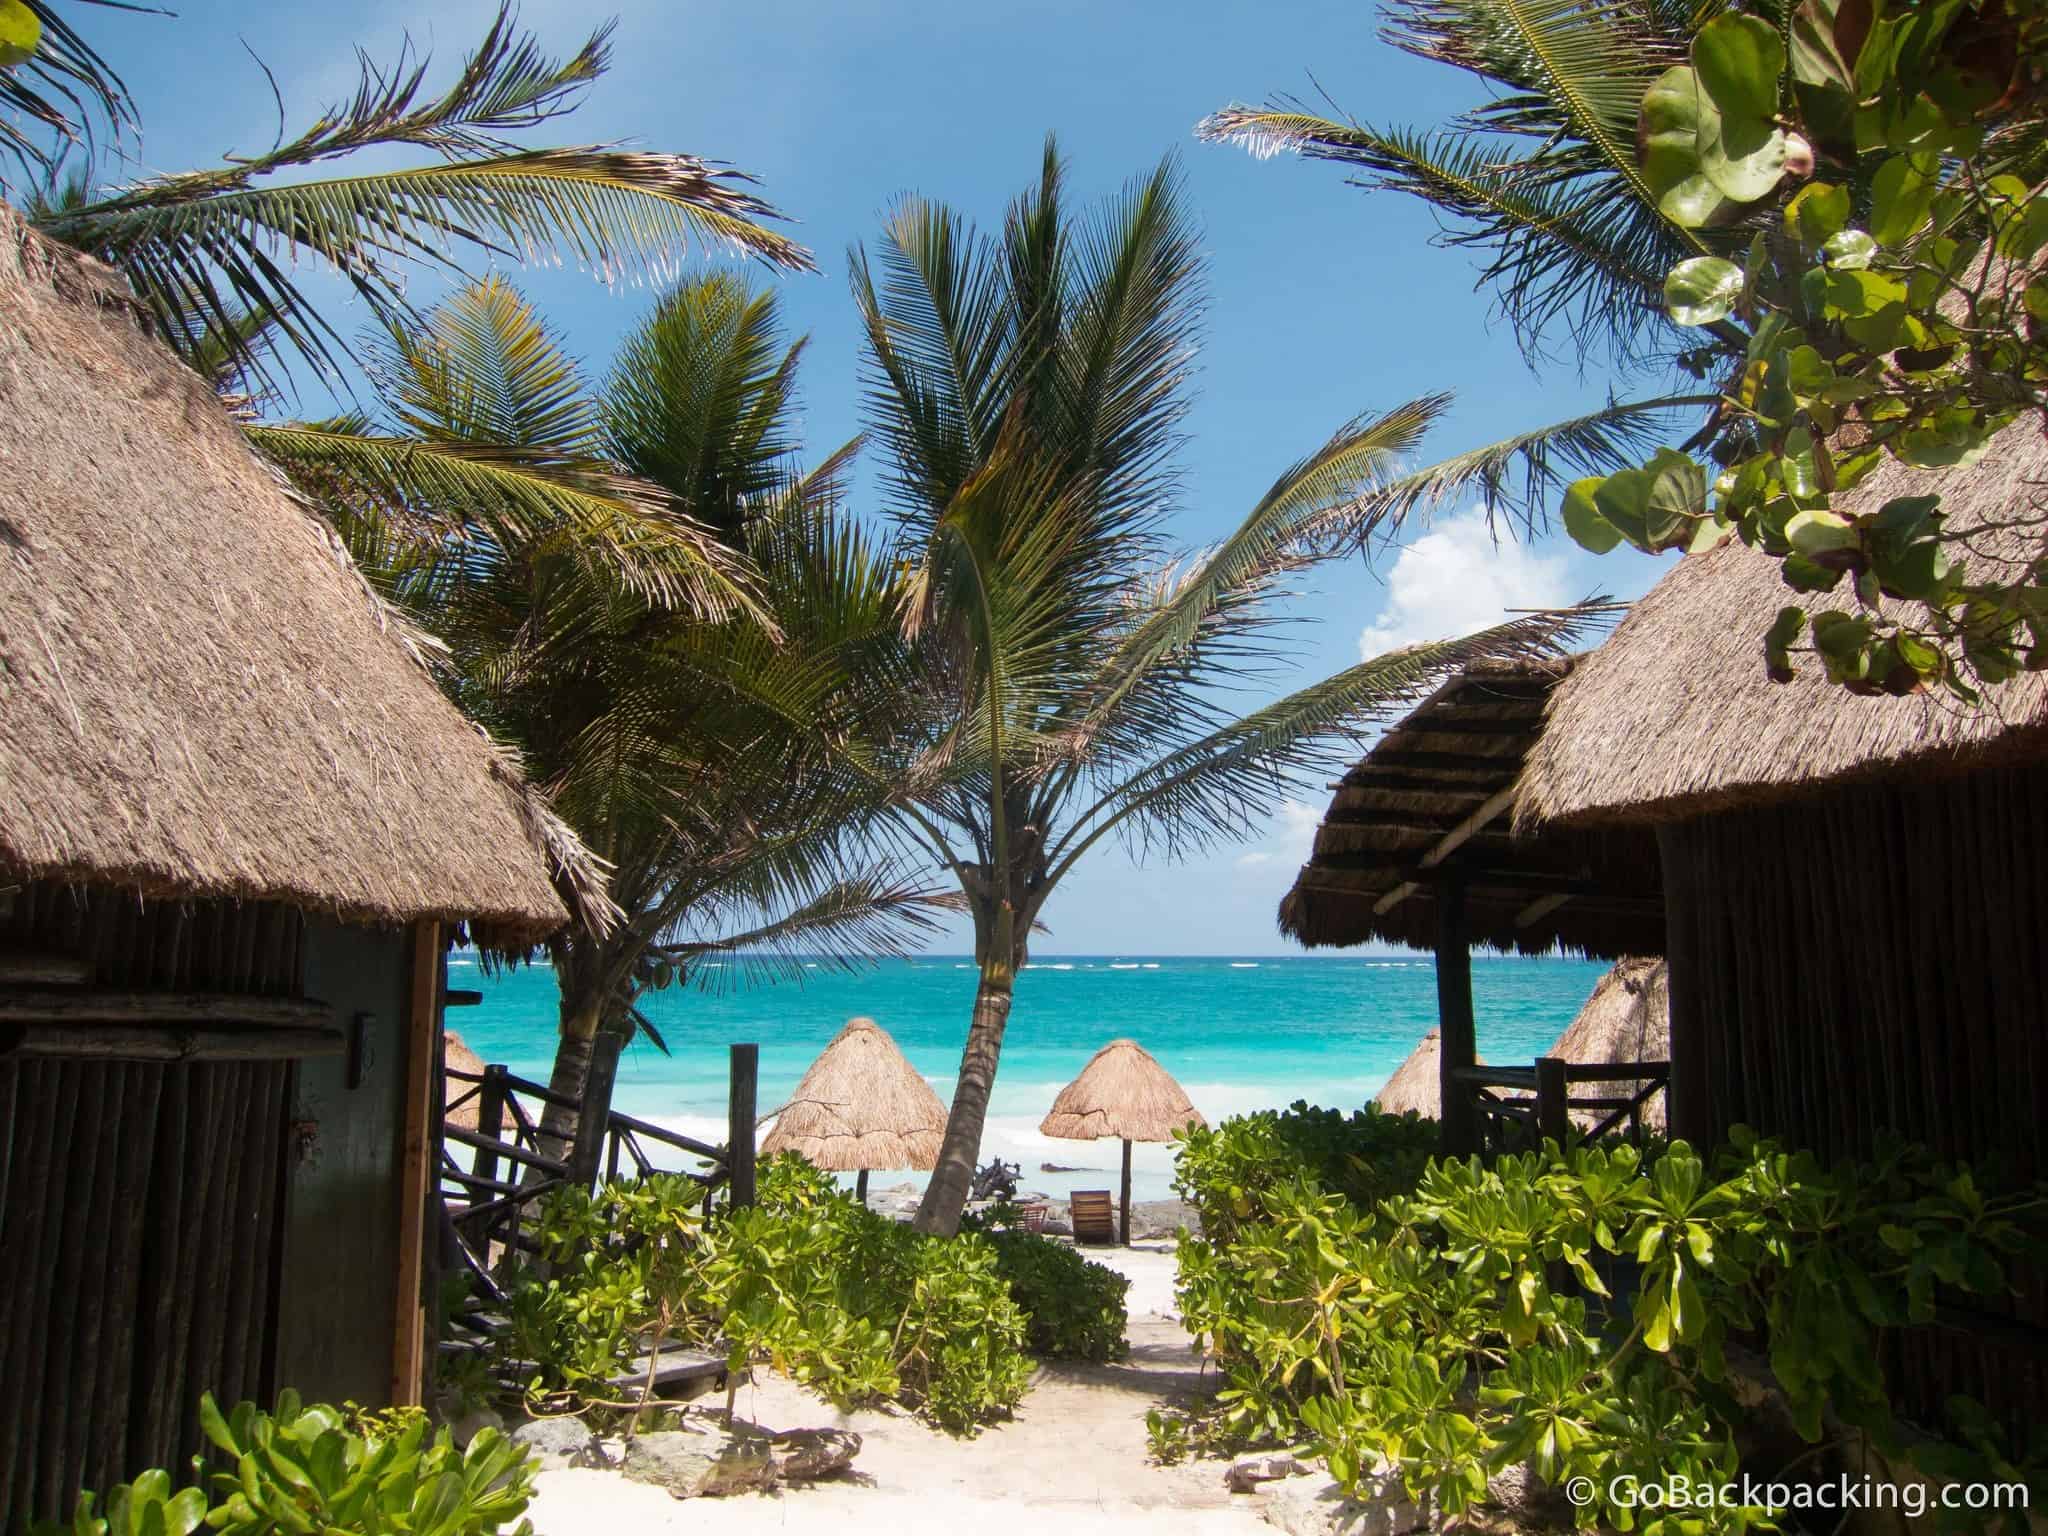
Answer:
[19, 5, 814, 398]
[826, 144, 1693, 1235]
[304, 275, 948, 1174]
[1199, 0, 1732, 372]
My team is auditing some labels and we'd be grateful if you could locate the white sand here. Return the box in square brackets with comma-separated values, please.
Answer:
[528, 1245, 1267, 1536]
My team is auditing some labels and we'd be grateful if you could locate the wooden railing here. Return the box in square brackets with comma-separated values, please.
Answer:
[1451, 1057, 1669, 1156]
[440, 1056, 747, 1287]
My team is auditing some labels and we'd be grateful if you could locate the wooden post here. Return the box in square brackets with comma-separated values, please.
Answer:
[1658, 826, 1713, 1146]
[1119, 1138, 1133, 1247]
[390, 920, 440, 1408]
[1535, 1056, 1570, 1149]
[1435, 880, 1479, 1158]
[728, 1043, 757, 1209]
[856, 1168, 869, 1204]
[474, 1065, 507, 1188]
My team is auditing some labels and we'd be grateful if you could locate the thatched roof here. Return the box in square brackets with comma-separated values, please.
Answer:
[1372, 1027, 1473, 1118]
[0, 209, 580, 942]
[1040, 1038, 1208, 1142]
[1545, 957, 1669, 1131]
[759, 1017, 948, 1171]
[444, 1031, 488, 1133]
[1280, 659, 1664, 957]
[1517, 425, 2048, 830]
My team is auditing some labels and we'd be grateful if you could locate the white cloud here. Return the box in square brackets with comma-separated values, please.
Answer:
[1235, 798, 1322, 870]
[1358, 512, 1572, 658]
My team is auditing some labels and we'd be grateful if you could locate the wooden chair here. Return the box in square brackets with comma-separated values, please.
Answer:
[1068, 1189, 1117, 1245]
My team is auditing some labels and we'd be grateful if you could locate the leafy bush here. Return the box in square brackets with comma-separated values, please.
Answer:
[1168, 1106, 2048, 1535]
[985, 1228, 1130, 1362]
[37, 1391, 536, 1536]
[1171, 1100, 1440, 1246]
[491, 1153, 1031, 1433]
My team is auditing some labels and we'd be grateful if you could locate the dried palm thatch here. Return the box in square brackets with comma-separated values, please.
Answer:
[1040, 1039, 1208, 1143]
[1373, 1027, 1473, 1118]
[444, 1031, 488, 1133]
[759, 1017, 947, 1172]
[1545, 957, 1669, 1131]
[0, 209, 580, 943]
[1517, 423, 2048, 831]
[1280, 658, 1664, 957]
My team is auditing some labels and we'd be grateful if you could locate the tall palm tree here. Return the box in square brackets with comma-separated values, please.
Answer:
[302, 276, 947, 1172]
[1199, 0, 1731, 372]
[820, 144, 1693, 1235]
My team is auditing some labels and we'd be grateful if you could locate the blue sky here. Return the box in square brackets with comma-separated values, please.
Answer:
[83, 0, 1677, 954]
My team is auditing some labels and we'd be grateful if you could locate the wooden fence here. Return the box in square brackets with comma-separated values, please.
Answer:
[1450, 1056, 1669, 1156]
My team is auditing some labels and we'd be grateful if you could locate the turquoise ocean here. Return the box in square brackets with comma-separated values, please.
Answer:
[448, 953, 1608, 1202]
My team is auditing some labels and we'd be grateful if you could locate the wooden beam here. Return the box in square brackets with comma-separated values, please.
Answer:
[1514, 892, 1573, 927]
[1435, 881, 1478, 1158]
[1371, 784, 1521, 916]
[0, 1023, 341, 1062]
[391, 921, 440, 1408]
[1380, 718, 1539, 737]
[0, 952, 91, 985]
[0, 991, 332, 1027]
[1360, 749, 1521, 773]
[728, 1043, 758, 1209]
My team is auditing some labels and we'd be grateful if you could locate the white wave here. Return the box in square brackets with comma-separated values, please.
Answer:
[1108, 963, 1141, 971]
[1141, 962, 1160, 969]
[1229, 962, 1259, 969]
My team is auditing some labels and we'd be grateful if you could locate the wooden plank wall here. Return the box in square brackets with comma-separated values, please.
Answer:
[1658, 759, 2048, 1437]
[0, 885, 300, 1529]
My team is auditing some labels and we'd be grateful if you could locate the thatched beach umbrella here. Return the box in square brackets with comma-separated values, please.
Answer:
[1373, 1028, 1483, 1118]
[444, 1032, 488, 1133]
[759, 1018, 947, 1200]
[1544, 957, 1670, 1132]
[1041, 1039, 1207, 1245]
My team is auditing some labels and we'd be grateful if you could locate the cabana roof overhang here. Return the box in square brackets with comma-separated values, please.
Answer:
[1280, 658, 1663, 960]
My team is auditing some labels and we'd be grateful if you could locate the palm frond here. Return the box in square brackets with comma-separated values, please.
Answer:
[0, 0, 148, 190]
[1048, 606, 1609, 880]
[29, 5, 812, 390]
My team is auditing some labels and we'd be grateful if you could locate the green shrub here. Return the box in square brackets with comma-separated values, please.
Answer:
[37, 1391, 536, 1536]
[1167, 1106, 2048, 1536]
[490, 1153, 1031, 1433]
[1171, 1100, 1439, 1246]
[985, 1229, 1130, 1362]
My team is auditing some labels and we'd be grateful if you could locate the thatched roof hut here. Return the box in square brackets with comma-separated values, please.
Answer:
[760, 1019, 947, 1185]
[0, 209, 587, 944]
[1372, 1028, 1468, 1117]
[1516, 441, 2048, 833]
[1042, 1039, 1206, 1244]
[1282, 658, 1663, 958]
[0, 208, 588, 1522]
[1511, 422, 2048, 1439]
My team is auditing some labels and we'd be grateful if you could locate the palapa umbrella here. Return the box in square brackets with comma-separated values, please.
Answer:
[759, 1017, 947, 1201]
[1372, 1027, 1480, 1119]
[1543, 957, 1670, 1132]
[1040, 1039, 1207, 1245]
[443, 1030, 488, 1133]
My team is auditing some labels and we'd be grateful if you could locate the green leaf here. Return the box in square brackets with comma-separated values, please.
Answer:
[1785, 183, 1851, 246]
[1665, 257, 1745, 326]
[1694, 14, 1784, 121]
[1641, 68, 1731, 228]
[1563, 477, 1624, 554]
[1870, 153, 1941, 245]
[0, 0, 37, 68]
[1785, 508, 1857, 553]
[1822, 229, 1878, 268]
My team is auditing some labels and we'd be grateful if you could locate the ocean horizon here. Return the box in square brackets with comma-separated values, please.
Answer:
[448, 951, 1608, 1202]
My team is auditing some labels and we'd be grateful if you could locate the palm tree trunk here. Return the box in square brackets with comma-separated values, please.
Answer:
[533, 986, 602, 1175]
[913, 958, 1015, 1235]
[570, 1022, 629, 1189]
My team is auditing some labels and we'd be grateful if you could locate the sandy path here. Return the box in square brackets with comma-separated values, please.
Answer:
[529, 1243, 1267, 1536]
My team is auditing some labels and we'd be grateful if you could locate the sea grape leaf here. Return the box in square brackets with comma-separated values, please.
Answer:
[1641, 67, 1732, 227]
[1665, 256, 1745, 325]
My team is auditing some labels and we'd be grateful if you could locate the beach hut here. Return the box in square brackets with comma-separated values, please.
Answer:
[1281, 658, 1664, 1151]
[1041, 1040, 1206, 1245]
[444, 1032, 490, 1133]
[759, 1018, 947, 1200]
[1513, 422, 2048, 1430]
[0, 210, 587, 1523]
